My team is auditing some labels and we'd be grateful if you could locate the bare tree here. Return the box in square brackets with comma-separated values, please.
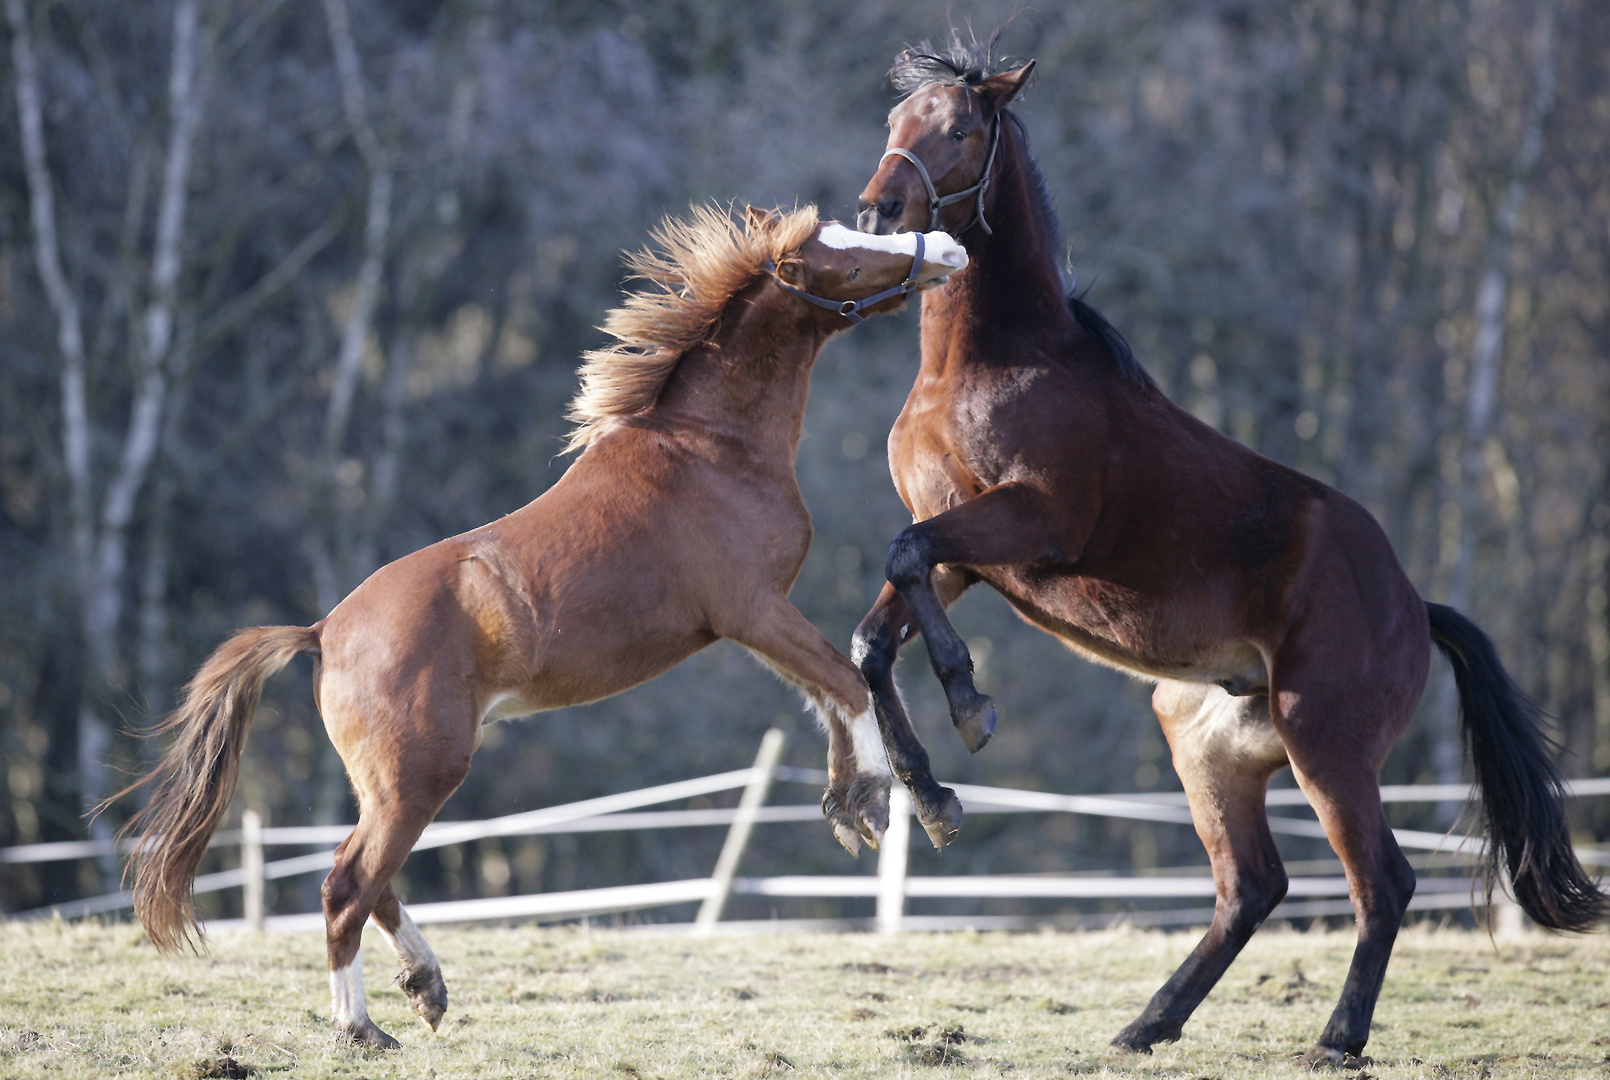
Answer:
[8, 0, 213, 877]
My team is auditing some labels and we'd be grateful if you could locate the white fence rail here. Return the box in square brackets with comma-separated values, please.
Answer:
[6, 730, 1610, 933]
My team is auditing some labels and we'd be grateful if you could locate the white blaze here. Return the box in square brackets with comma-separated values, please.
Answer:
[816, 223, 968, 270]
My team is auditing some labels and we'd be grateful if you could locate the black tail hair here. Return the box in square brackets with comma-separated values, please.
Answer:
[1427, 601, 1606, 931]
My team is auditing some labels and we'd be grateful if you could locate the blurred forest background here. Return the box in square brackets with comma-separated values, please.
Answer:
[2, 0, 1607, 924]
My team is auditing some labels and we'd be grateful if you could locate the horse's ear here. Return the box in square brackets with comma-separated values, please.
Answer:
[745, 205, 780, 236]
[977, 60, 1036, 116]
[774, 257, 805, 286]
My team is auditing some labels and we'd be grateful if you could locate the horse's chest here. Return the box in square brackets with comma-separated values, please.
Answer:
[890, 372, 1039, 514]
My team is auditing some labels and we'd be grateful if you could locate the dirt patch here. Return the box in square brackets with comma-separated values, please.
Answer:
[904, 1043, 968, 1067]
[886, 1020, 976, 1065]
[178, 1055, 249, 1080]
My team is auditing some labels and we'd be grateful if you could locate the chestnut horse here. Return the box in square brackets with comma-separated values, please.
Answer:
[852, 36, 1604, 1065]
[116, 205, 967, 1048]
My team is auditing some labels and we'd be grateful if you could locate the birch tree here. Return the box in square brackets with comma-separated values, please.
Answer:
[7, 0, 213, 877]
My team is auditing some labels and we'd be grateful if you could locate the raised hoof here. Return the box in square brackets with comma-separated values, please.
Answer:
[917, 787, 964, 850]
[334, 1018, 401, 1050]
[950, 693, 997, 754]
[823, 786, 862, 856]
[832, 821, 863, 857]
[846, 774, 890, 848]
[397, 964, 448, 1031]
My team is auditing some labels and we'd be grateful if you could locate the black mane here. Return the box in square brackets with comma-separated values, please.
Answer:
[888, 26, 1024, 94]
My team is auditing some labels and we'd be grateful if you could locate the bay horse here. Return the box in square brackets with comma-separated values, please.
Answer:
[851, 36, 1605, 1066]
[114, 205, 967, 1048]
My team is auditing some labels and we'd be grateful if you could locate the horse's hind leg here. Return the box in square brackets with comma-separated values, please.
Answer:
[1281, 725, 1416, 1064]
[370, 884, 448, 1030]
[1113, 681, 1290, 1053]
[321, 703, 475, 1047]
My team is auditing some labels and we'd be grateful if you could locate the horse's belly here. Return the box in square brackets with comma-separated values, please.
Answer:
[988, 570, 1268, 690]
[491, 625, 717, 717]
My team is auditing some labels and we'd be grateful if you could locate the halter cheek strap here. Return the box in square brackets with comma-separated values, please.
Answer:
[764, 232, 927, 326]
[880, 113, 1002, 236]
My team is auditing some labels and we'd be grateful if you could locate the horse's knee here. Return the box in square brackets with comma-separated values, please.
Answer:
[321, 867, 358, 914]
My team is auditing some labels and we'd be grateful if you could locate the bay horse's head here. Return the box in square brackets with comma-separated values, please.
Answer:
[857, 47, 1035, 237]
[749, 207, 968, 323]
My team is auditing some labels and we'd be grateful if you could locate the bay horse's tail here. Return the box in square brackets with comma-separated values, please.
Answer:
[112, 624, 320, 952]
[1426, 601, 1606, 931]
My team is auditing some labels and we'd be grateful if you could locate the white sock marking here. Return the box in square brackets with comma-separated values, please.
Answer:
[371, 905, 438, 973]
[330, 953, 368, 1029]
[846, 706, 891, 779]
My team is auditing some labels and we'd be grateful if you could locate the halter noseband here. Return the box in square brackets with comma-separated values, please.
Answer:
[880, 112, 1002, 236]
[765, 231, 927, 326]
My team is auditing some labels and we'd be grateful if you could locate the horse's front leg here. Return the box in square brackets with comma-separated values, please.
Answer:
[852, 581, 965, 849]
[884, 482, 1062, 753]
[728, 598, 893, 855]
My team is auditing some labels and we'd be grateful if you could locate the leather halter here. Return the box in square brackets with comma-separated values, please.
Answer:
[880, 113, 1002, 236]
[765, 231, 927, 326]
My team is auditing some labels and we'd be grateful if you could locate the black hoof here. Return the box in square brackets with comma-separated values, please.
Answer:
[1110, 1017, 1180, 1055]
[334, 1018, 401, 1050]
[1108, 1034, 1154, 1055]
[951, 693, 997, 754]
[397, 964, 448, 1031]
[916, 786, 964, 850]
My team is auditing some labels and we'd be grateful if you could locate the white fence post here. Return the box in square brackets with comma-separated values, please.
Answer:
[695, 729, 787, 932]
[241, 808, 265, 931]
[877, 786, 911, 934]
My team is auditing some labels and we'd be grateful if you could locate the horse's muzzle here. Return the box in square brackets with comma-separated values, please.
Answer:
[856, 201, 904, 235]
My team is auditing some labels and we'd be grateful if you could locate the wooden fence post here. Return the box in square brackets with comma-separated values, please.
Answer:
[242, 807, 265, 931]
[877, 786, 911, 934]
[695, 729, 787, 932]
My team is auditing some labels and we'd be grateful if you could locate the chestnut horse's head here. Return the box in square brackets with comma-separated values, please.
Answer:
[858, 44, 1035, 237]
[748, 207, 968, 322]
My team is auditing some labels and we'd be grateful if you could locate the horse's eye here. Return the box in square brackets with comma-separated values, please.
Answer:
[848, 267, 861, 281]
[950, 128, 967, 141]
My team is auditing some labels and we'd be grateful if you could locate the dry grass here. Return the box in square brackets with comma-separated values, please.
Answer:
[1, 919, 1607, 1078]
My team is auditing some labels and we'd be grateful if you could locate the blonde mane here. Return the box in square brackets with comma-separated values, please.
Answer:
[563, 204, 822, 454]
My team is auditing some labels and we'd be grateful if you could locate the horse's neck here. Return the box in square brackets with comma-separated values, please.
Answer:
[921, 126, 1071, 359]
[652, 300, 822, 462]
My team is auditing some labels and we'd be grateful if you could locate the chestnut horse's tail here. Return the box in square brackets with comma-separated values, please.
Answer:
[1426, 601, 1606, 931]
[113, 624, 320, 952]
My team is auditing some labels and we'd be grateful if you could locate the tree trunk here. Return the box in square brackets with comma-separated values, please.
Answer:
[1432, 0, 1556, 786]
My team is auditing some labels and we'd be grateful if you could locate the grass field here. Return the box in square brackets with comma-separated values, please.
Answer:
[1, 920, 1607, 1079]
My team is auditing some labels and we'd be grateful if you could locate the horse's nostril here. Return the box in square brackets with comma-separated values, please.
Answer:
[879, 198, 904, 220]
